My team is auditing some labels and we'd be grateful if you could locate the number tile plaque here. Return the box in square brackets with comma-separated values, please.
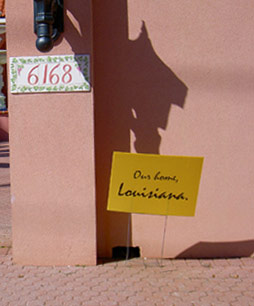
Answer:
[9, 55, 90, 93]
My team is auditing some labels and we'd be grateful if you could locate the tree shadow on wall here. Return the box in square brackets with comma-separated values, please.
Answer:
[93, 1, 188, 258]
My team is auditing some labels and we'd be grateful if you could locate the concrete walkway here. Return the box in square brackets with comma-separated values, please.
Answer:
[0, 141, 254, 305]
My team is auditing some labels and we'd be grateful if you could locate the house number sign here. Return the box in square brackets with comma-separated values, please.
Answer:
[10, 55, 90, 93]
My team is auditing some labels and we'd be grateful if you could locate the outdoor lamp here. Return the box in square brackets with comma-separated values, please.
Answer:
[34, 0, 64, 52]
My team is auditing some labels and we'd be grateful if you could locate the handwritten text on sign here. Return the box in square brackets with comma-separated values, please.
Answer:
[107, 152, 204, 216]
[10, 55, 90, 93]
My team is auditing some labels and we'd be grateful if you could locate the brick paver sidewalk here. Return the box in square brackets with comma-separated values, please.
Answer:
[0, 141, 254, 305]
[0, 255, 253, 305]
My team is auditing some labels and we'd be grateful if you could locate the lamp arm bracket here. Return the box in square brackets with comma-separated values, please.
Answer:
[34, 0, 64, 52]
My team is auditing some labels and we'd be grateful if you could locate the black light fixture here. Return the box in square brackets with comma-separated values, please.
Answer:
[34, 0, 64, 52]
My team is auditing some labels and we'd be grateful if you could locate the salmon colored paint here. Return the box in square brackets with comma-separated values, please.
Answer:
[93, 0, 254, 259]
[7, 0, 96, 265]
[5, 0, 254, 265]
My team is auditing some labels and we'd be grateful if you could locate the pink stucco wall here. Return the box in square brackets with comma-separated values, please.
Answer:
[7, 0, 97, 265]
[94, 1, 254, 258]
[6, 0, 254, 264]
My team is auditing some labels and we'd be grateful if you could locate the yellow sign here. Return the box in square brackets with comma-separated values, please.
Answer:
[107, 152, 203, 216]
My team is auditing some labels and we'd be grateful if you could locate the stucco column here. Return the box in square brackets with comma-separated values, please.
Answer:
[6, 0, 96, 265]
